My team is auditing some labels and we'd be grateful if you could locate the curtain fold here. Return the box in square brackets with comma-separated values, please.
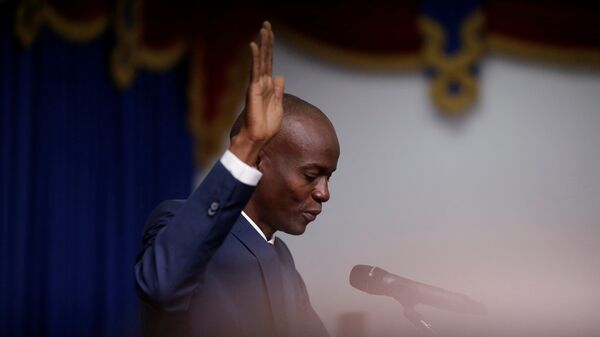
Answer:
[1, 6, 194, 337]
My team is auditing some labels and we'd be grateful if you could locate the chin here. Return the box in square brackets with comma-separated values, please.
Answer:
[282, 223, 308, 236]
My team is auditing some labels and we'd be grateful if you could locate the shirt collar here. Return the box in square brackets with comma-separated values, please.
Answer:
[241, 211, 275, 245]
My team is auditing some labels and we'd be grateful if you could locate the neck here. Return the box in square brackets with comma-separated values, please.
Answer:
[243, 203, 275, 240]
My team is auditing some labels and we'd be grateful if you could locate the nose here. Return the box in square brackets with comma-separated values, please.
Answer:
[312, 178, 330, 203]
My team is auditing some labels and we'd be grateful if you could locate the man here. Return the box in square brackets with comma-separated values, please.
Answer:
[135, 21, 339, 337]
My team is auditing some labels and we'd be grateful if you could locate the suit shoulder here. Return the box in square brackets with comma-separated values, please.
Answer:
[145, 199, 185, 224]
[140, 200, 184, 243]
[152, 199, 185, 215]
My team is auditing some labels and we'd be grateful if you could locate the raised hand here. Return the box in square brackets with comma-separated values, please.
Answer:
[230, 21, 285, 165]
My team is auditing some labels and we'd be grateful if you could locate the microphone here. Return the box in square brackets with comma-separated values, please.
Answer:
[350, 265, 487, 315]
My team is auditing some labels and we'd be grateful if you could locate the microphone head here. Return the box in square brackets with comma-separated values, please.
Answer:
[350, 264, 488, 315]
[349, 265, 390, 295]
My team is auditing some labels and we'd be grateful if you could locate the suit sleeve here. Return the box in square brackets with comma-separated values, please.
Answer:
[134, 161, 256, 312]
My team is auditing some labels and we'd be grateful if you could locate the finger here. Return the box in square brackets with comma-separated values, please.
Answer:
[263, 20, 272, 31]
[259, 27, 268, 77]
[273, 75, 285, 102]
[266, 26, 274, 76]
[249, 42, 259, 82]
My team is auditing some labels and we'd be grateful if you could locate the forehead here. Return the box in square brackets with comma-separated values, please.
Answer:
[272, 114, 340, 168]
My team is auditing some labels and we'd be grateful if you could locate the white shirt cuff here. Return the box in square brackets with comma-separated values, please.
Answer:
[220, 150, 262, 186]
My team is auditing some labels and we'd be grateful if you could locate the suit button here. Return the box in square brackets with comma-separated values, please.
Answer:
[208, 201, 220, 216]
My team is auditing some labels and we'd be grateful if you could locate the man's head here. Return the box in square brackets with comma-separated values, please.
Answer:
[231, 93, 340, 238]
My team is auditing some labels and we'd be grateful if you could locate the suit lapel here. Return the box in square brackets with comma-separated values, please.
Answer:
[273, 238, 302, 337]
[232, 217, 288, 337]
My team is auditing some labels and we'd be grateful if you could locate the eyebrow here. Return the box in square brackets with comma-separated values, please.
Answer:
[301, 163, 336, 174]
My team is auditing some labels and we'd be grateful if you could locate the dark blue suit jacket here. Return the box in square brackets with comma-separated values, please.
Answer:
[135, 161, 329, 337]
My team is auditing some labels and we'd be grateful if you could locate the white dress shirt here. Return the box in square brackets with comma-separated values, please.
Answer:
[220, 150, 274, 244]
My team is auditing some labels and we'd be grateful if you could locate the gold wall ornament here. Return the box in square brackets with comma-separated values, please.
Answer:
[488, 34, 600, 68]
[419, 11, 485, 116]
[110, 0, 187, 89]
[16, 0, 108, 46]
[138, 41, 186, 72]
[111, 0, 142, 89]
[45, 6, 108, 43]
[15, 0, 45, 46]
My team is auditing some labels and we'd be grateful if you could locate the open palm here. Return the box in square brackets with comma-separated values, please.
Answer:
[245, 21, 285, 144]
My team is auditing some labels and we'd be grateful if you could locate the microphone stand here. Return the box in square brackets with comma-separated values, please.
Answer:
[403, 305, 436, 336]
[396, 296, 436, 336]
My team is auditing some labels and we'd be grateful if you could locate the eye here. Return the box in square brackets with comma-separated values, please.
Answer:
[303, 173, 317, 182]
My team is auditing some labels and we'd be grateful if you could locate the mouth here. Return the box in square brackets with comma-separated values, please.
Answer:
[302, 210, 321, 222]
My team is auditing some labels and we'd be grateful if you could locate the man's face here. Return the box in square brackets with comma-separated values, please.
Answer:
[252, 114, 340, 236]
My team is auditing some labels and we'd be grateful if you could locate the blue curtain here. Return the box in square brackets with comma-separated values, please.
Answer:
[0, 6, 194, 337]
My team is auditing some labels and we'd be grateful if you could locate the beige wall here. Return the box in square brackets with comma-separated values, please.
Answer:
[273, 40, 600, 337]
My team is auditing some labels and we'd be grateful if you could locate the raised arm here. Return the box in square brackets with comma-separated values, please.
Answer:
[135, 21, 284, 312]
[230, 21, 285, 165]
